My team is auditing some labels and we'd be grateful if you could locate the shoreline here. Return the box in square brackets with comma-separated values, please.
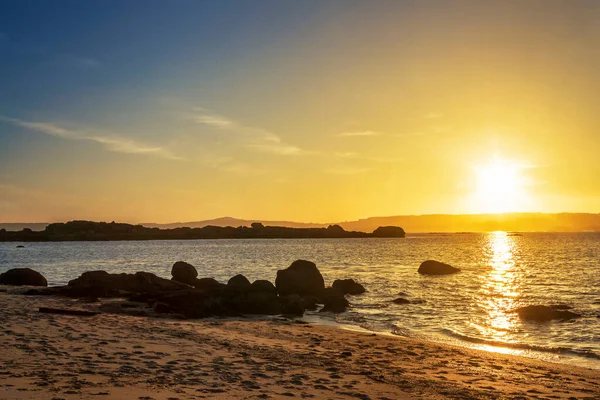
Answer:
[300, 311, 600, 371]
[1, 290, 599, 399]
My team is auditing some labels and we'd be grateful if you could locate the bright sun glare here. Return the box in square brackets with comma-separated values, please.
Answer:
[472, 156, 530, 214]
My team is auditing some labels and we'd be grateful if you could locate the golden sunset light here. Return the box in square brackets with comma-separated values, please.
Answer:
[1, 2, 600, 399]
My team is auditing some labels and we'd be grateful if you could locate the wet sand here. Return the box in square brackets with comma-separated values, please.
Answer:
[0, 289, 598, 400]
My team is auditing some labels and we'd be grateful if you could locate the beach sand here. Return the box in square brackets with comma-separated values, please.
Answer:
[0, 289, 598, 400]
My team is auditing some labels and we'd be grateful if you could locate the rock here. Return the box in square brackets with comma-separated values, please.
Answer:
[251, 280, 277, 294]
[171, 261, 198, 285]
[332, 279, 365, 295]
[392, 297, 411, 305]
[301, 295, 319, 311]
[0, 268, 47, 287]
[280, 294, 305, 316]
[418, 260, 461, 275]
[16, 245, 25, 248]
[275, 260, 325, 296]
[192, 277, 224, 292]
[67, 271, 187, 297]
[371, 226, 406, 238]
[319, 288, 349, 313]
[228, 274, 251, 288]
[515, 305, 581, 322]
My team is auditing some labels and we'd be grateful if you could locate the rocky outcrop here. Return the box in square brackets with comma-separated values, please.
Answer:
[171, 261, 198, 285]
[371, 226, 406, 238]
[275, 260, 325, 296]
[18, 258, 364, 319]
[418, 260, 461, 275]
[392, 297, 411, 305]
[515, 305, 581, 322]
[0, 268, 47, 287]
[332, 279, 365, 295]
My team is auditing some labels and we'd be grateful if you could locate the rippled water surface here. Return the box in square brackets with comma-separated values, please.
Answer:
[1, 232, 599, 368]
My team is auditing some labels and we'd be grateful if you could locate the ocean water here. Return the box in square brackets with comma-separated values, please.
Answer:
[1, 232, 599, 368]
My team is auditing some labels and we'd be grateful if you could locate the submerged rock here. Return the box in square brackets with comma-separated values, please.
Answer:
[332, 279, 366, 295]
[275, 260, 325, 296]
[171, 261, 198, 285]
[392, 297, 411, 305]
[418, 260, 461, 275]
[0, 268, 47, 287]
[515, 305, 581, 322]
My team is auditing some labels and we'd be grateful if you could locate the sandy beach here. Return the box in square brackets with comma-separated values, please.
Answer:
[0, 289, 598, 400]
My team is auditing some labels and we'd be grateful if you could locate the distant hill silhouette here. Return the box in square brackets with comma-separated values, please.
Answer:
[143, 213, 600, 233]
[0, 220, 405, 242]
[2, 213, 599, 234]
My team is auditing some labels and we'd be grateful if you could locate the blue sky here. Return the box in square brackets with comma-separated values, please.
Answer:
[1, 1, 599, 222]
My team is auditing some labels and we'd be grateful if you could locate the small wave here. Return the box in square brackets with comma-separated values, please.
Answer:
[440, 328, 600, 360]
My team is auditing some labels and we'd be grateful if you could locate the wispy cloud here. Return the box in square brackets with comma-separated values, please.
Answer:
[190, 108, 303, 155]
[336, 130, 384, 137]
[0, 116, 183, 160]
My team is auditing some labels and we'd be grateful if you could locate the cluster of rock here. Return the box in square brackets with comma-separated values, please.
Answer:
[5, 260, 366, 319]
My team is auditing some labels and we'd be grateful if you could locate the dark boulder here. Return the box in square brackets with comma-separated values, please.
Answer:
[332, 279, 366, 295]
[371, 226, 406, 238]
[67, 271, 187, 297]
[275, 260, 325, 296]
[418, 260, 461, 275]
[192, 277, 224, 292]
[251, 280, 277, 294]
[171, 261, 198, 285]
[228, 274, 251, 288]
[0, 268, 47, 287]
[515, 305, 581, 322]
[392, 297, 411, 305]
[319, 287, 349, 313]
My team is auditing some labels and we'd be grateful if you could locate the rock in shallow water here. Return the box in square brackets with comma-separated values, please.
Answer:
[332, 279, 366, 295]
[0, 268, 47, 287]
[275, 260, 325, 296]
[418, 260, 461, 275]
[515, 305, 581, 322]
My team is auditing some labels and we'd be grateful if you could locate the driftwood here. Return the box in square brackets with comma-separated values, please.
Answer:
[38, 307, 99, 317]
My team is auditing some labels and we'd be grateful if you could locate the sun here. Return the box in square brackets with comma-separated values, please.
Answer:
[471, 156, 530, 214]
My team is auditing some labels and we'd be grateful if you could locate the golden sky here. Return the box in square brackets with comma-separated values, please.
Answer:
[1, 1, 599, 223]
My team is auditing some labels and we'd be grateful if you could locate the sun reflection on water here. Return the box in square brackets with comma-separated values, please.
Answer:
[474, 231, 522, 341]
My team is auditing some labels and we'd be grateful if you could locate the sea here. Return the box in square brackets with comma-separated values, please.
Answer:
[1, 232, 599, 369]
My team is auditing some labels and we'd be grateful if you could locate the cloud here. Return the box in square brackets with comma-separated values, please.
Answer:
[190, 108, 301, 154]
[336, 130, 383, 137]
[0, 116, 183, 160]
[245, 143, 305, 156]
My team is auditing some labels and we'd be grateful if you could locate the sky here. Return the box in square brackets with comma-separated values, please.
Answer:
[1, 0, 599, 223]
